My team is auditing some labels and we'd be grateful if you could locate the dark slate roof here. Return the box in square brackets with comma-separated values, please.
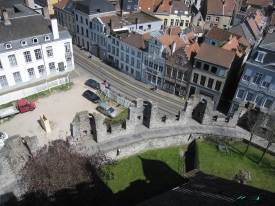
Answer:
[0, 15, 65, 43]
[259, 32, 275, 51]
[63, 0, 80, 13]
[76, 0, 116, 15]
[0, 0, 25, 8]
[121, 0, 139, 12]
[138, 169, 275, 206]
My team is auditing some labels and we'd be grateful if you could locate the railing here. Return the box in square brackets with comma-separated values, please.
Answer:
[0, 77, 69, 105]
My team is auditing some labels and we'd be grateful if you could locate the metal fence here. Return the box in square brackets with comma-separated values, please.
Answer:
[100, 84, 133, 108]
[0, 76, 69, 105]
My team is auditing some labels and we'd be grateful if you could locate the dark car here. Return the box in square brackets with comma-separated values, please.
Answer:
[85, 79, 100, 90]
[83, 90, 100, 103]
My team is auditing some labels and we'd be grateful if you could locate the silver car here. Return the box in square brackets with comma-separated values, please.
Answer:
[97, 102, 117, 118]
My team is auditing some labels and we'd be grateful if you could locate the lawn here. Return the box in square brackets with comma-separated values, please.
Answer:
[197, 138, 275, 192]
[102, 146, 188, 205]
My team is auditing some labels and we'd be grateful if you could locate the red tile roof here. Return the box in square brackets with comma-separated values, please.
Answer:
[222, 36, 244, 57]
[207, 0, 235, 16]
[138, 0, 155, 13]
[53, 0, 69, 9]
[247, 17, 260, 37]
[196, 43, 235, 68]
[154, 0, 171, 13]
[120, 33, 146, 49]
[100, 15, 121, 29]
[184, 42, 200, 60]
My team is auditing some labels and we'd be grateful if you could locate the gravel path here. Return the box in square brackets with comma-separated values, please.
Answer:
[0, 76, 99, 146]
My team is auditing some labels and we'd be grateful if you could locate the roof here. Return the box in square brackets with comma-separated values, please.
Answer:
[246, 0, 272, 6]
[254, 10, 265, 28]
[138, 0, 156, 13]
[120, 33, 146, 49]
[122, 0, 139, 12]
[100, 15, 121, 29]
[207, 0, 235, 16]
[229, 23, 255, 45]
[138, 169, 275, 206]
[195, 43, 235, 68]
[154, 0, 190, 15]
[0, 15, 66, 43]
[53, 0, 69, 9]
[76, 0, 116, 15]
[206, 27, 242, 42]
[184, 42, 200, 60]
[222, 36, 244, 57]
[259, 32, 275, 51]
[247, 17, 260, 37]
[122, 11, 161, 24]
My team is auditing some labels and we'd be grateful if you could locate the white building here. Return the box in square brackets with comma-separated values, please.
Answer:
[0, 4, 74, 93]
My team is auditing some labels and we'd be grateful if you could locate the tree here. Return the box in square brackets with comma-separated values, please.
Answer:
[258, 115, 275, 165]
[242, 108, 262, 157]
[19, 139, 115, 205]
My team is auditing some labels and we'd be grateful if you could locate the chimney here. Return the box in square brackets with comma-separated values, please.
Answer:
[228, 34, 232, 43]
[42, 7, 50, 19]
[222, 0, 226, 15]
[25, 0, 35, 9]
[171, 41, 176, 54]
[1, 8, 11, 25]
[51, 19, 59, 40]
[169, 27, 172, 36]
[110, 19, 114, 31]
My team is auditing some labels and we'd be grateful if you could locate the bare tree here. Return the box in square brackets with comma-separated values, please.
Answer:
[258, 115, 275, 165]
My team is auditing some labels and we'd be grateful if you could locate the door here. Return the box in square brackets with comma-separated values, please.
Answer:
[58, 62, 65, 71]
[188, 86, 196, 98]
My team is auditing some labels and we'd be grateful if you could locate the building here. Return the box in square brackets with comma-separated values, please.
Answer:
[53, 0, 77, 44]
[163, 42, 200, 98]
[0, 5, 74, 93]
[35, 0, 59, 17]
[187, 43, 240, 109]
[138, 169, 275, 205]
[152, 0, 192, 30]
[228, 31, 275, 116]
[201, 0, 235, 31]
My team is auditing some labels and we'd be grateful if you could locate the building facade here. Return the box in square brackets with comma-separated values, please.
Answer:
[0, 5, 74, 93]
[228, 31, 275, 116]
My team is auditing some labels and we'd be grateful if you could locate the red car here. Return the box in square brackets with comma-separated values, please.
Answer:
[17, 100, 36, 113]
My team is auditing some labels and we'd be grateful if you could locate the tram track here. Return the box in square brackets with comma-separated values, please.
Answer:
[74, 49, 185, 115]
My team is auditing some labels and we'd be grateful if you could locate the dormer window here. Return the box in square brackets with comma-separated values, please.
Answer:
[255, 51, 266, 63]
[32, 38, 39, 44]
[44, 36, 50, 41]
[21, 40, 27, 46]
[5, 43, 12, 49]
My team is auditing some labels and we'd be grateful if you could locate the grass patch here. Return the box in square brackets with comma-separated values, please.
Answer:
[197, 138, 275, 192]
[102, 146, 187, 205]
[105, 107, 128, 126]
[0, 83, 74, 107]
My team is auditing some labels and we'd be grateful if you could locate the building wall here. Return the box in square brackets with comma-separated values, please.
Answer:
[154, 13, 192, 29]
[204, 15, 232, 30]
[0, 37, 74, 92]
[35, 0, 58, 15]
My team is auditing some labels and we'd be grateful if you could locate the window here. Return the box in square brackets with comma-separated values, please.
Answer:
[27, 68, 36, 79]
[121, 52, 124, 61]
[80, 16, 83, 23]
[32, 38, 38, 43]
[86, 18, 88, 25]
[166, 66, 172, 76]
[159, 63, 163, 72]
[137, 60, 140, 69]
[215, 81, 222, 91]
[206, 16, 210, 21]
[196, 61, 201, 68]
[219, 69, 225, 76]
[180, 20, 184, 26]
[252, 72, 262, 84]
[46, 46, 53, 57]
[131, 68, 134, 74]
[264, 99, 273, 109]
[203, 64, 209, 71]
[261, 75, 272, 88]
[172, 69, 177, 78]
[38, 65, 46, 76]
[149, 62, 153, 68]
[243, 69, 252, 81]
[131, 57, 134, 66]
[126, 55, 129, 63]
[8, 55, 17, 66]
[154, 63, 158, 70]
[137, 52, 141, 58]
[49, 62, 55, 72]
[255, 96, 264, 106]
[44, 36, 50, 41]
[116, 48, 119, 56]
[193, 73, 199, 83]
[178, 70, 183, 80]
[175, 19, 179, 26]
[108, 45, 111, 52]
[0, 59, 2, 70]
[185, 20, 189, 27]
[132, 50, 135, 55]
[65, 42, 70, 53]
[207, 78, 214, 89]
[34, 49, 42, 60]
[121, 45, 124, 50]
[112, 46, 115, 54]
[177, 55, 183, 64]
[246, 92, 254, 101]
[139, 25, 143, 30]
[211, 66, 217, 73]
[237, 89, 244, 98]
[170, 19, 174, 26]
[121, 63, 124, 69]
[255, 51, 266, 63]
[13, 72, 22, 83]
[164, 19, 168, 25]
[0, 75, 8, 87]
[215, 17, 220, 22]
[21, 40, 27, 46]
[24, 51, 32, 63]
[200, 76, 206, 86]
[126, 66, 129, 72]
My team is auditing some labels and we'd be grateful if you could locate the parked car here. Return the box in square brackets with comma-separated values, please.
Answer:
[97, 102, 117, 118]
[83, 90, 100, 103]
[0, 132, 8, 148]
[85, 79, 100, 90]
[0, 100, 36, 119]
